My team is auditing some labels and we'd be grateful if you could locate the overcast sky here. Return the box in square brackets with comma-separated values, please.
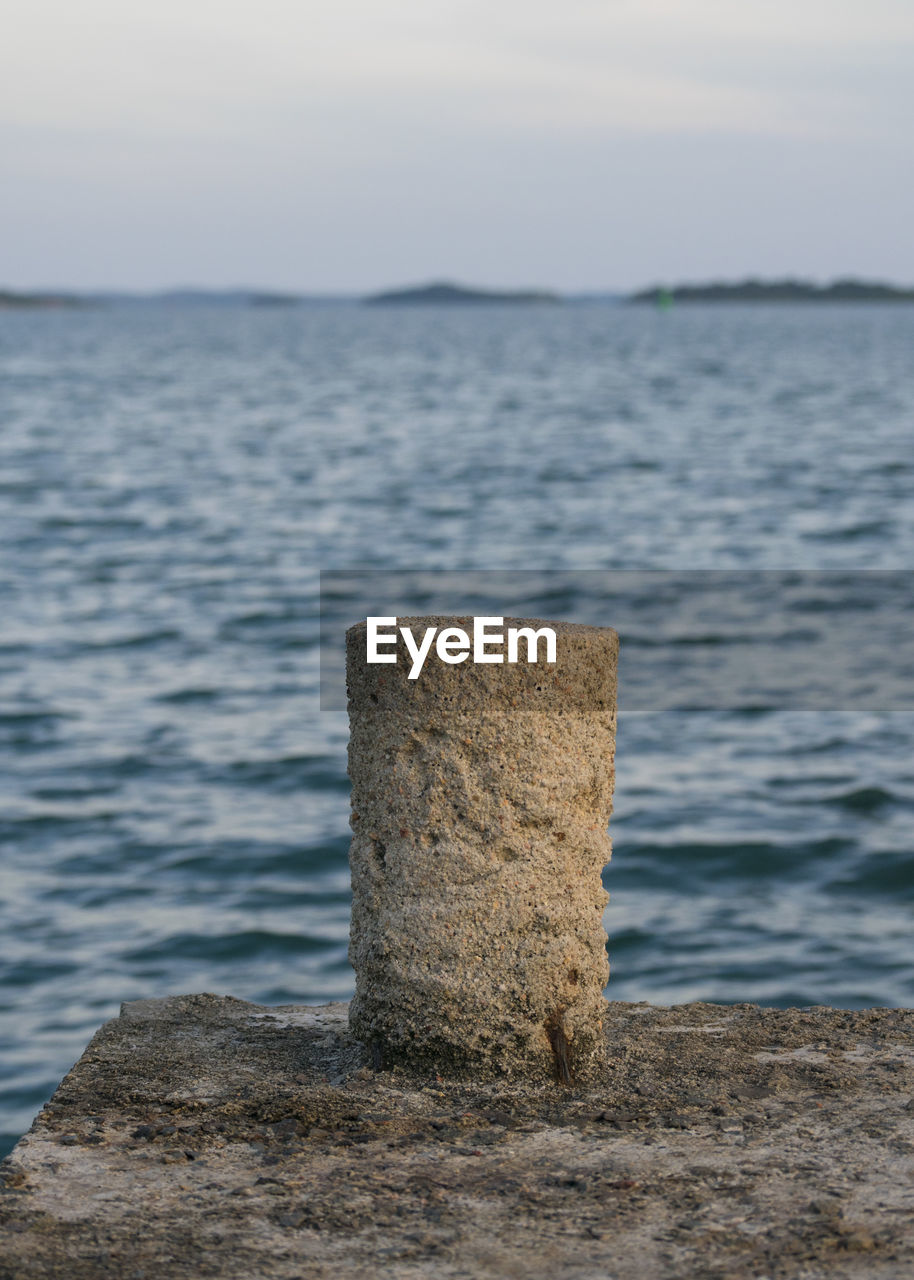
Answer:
[3, 0, 913, 291]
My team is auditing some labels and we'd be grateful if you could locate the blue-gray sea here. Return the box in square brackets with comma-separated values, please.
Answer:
[2, 302, 914, 1159]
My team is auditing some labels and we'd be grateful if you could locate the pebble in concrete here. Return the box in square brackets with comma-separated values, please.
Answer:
[346, 616, 618, 1081]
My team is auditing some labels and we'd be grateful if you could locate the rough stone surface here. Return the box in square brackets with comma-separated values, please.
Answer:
[2, 995, 914, 1279]
[346, 617, 618, 1081]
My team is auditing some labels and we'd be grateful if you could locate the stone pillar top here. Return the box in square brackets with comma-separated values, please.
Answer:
[345, 615, 618, 716]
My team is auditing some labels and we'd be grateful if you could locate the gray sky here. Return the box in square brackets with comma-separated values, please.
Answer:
[3, 0, 913, 291]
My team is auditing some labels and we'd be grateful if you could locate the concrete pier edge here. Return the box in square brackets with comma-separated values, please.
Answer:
[2, 993, 913, 1279]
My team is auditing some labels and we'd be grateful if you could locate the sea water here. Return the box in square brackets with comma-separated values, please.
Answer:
[1, 301, 913, 1156]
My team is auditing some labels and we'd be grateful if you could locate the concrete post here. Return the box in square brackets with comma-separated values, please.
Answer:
[346, 616, 618, 1082]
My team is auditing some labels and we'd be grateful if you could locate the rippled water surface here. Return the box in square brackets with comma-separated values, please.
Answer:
[2, 302, 913, 1156]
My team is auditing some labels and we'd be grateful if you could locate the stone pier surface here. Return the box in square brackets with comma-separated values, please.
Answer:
[2, 996, 914, 1279]
[346, 617, 617, 1081]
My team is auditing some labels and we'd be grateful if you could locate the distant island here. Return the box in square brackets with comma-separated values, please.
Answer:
[0, 290, 83, 309]
[5, 278, 914, 311]
[629, 278, 914, 304]
[364, 281, 560, 306]
[0, 288, 349, 309]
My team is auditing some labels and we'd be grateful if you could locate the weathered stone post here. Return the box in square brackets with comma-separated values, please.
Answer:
[346, 616, 617, 1082]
